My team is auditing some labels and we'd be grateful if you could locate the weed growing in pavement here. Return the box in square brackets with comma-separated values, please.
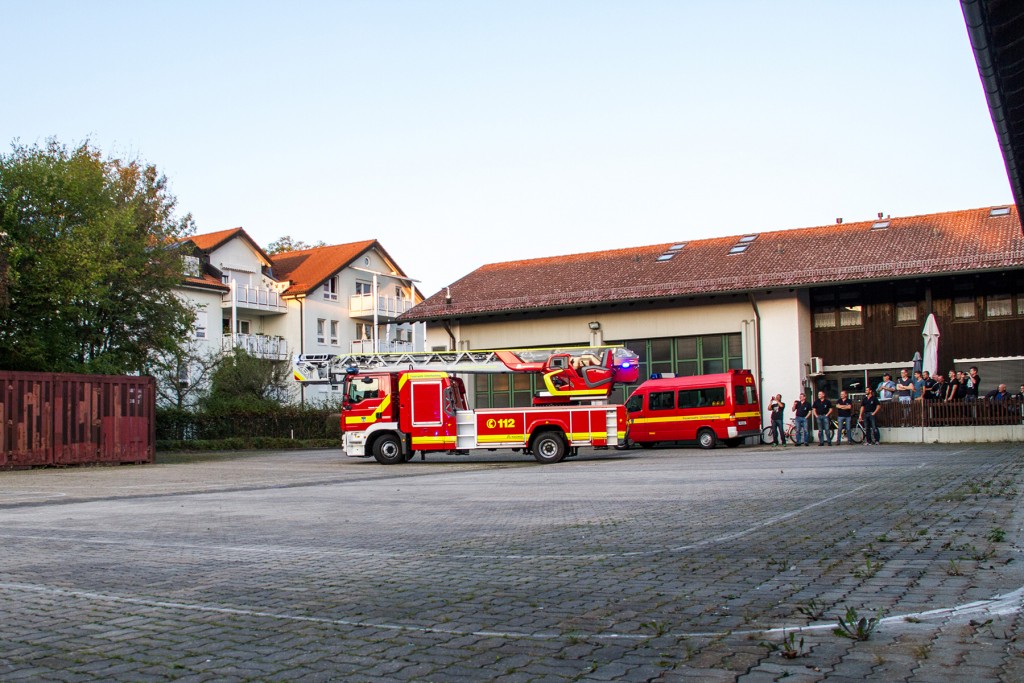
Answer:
[946, 559, 963, 576]
[763, 629, 807, 659]
[641, 620, 670, 637]
[833, 607, 880, 641]
[853, 557, 880, 579]
[987, 527, 1007, 543]
[797, 599, 826, 621]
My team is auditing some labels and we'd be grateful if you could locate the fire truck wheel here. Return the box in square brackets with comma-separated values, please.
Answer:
[373, 434, 404, 465]
[532, 432, 566, 464]
[697, 428, 717, 449]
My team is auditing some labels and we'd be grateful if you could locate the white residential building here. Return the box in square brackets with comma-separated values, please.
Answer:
[176, 229, 424, 405]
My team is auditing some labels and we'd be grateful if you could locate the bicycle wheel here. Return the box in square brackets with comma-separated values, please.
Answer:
[850, 423, 865, 444]
[761, 426, 774, 444]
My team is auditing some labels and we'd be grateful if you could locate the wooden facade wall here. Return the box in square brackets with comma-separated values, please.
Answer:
[810, 272, 1024, 370]
[0, 372, 155, 469]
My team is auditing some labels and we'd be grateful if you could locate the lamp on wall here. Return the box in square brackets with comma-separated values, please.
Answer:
[588, 321, 601, 330]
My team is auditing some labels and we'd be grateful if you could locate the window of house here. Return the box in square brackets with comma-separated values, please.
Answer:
[812, 292, 861, 328]
[330, 320, 339, 345]
[813, 304, 837, 329]
[317, 318, 326, 344]
[986, 294, 1013, 318]
[1018, 294, 1024, 316]
[896, 301, 918, 324]
[954, 296, 976, 320]
[182, 255, 201, 277]
[235, 320, 250, 335]
[323, 276, 339, 301]
[193, 310, 207, 339]
[355, 280, 372, 295]
[355, 322, 371, 340]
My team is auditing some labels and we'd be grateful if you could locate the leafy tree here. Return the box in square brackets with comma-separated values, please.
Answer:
[0, 139, 195, 373]
[203, 348, 291, 413]
[266, 235, 326, 254]
[150, 341, 223, 409]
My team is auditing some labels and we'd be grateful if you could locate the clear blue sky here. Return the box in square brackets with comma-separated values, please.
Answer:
[2, 1, 1011, 297]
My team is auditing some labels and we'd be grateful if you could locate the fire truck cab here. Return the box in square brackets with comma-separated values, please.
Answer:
[341, 368, 626, 464]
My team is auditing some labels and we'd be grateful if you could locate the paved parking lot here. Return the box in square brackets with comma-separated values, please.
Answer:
[2, 443, 1023, 682]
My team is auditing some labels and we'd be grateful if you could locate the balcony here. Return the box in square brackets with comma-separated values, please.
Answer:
[350, 339, 416, 354]
[348, 293, 414, 321]
[222, 334, 290, 361]
[223, 284, 288, 314]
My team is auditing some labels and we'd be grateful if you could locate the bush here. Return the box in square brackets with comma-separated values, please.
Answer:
[155, 406, 342, 449]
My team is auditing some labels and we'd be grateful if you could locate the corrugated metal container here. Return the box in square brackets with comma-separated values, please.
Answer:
[1, 372, 154, 469]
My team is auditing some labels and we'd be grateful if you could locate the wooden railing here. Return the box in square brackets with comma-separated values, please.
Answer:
[874, 398, 1022, 428]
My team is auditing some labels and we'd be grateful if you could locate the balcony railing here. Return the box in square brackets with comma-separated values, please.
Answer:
[873, 398, 1023, 428]
[223, 285, 288, 313]
[222, 334, 290, 361]
[350, 339, 416, 354]
[348, 293, 414, 319]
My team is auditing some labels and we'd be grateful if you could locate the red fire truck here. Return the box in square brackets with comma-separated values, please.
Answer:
[340, 368, 626, 464]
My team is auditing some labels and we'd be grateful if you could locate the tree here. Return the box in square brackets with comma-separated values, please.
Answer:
[203, 348, 291, 413]
[266, 235, 326, 255]
[150, 341, 223, 409]
[0, 139, 195, 373]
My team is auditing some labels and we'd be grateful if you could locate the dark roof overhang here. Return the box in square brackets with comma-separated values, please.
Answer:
[962, 0, 1024, 231]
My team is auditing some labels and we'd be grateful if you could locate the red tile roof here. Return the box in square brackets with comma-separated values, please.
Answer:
[272, 240, 378, 296]
[179, 227, 274, 266]
[404, 206, 1024, 321]
[180, 274, 229, 292]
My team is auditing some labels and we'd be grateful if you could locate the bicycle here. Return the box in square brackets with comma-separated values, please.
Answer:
[761, 418, 864, 444]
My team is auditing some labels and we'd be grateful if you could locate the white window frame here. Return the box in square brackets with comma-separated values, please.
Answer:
[323, 276, 339, 301]
[193, 310, 207, 339]
[330, 320, 339, 345]
[317, 318, 326, 344]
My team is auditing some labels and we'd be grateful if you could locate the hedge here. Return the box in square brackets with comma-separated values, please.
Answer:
[156, 407, 342, 450]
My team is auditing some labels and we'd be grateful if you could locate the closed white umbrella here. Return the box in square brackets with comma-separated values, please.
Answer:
[922, 313, 940, 376]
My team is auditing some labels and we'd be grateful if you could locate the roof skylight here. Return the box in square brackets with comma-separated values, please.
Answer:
[656, 243, 687, 262]
[990, 207, 1011, 217]
[727, 235, 757, 254]
[871, 221, 890, 230]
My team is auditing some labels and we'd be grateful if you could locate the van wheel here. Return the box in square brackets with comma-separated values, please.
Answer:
[697, 429, 717, 450]
[373, 434, 404, 465]
[532, 432, 566, 464]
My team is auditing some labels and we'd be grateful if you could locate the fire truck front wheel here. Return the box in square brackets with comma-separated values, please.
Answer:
[372, 434, 405, 465]
[531, 432, 567, 464]
[697, 428, 717, 450]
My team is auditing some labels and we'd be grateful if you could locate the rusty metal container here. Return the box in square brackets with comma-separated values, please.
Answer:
[1, 372, 154, 469]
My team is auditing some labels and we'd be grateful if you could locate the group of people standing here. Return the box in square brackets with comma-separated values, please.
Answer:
[767, 389, 881, 447]
[766, 366, 1024, 448]
[874, 367, 986, 403]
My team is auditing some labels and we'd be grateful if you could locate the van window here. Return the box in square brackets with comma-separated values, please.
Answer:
[649, 391, 675, 411]
[625, 393, 643, 412]
[678, 387, 725, 408]
[733, 384, 758, 406]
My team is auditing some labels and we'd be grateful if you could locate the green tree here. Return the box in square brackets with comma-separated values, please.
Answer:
[0, 139, 194, 373]
[203, 348, 291, 413]
[266, 235, 326, 254]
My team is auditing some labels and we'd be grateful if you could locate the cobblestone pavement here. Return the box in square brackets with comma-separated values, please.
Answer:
[2, 443, 1023, 682]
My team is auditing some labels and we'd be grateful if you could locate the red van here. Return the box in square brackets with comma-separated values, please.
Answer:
[623, 369, 761, 449]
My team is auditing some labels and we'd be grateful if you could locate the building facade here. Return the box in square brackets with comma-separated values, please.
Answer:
[402, 206, 1024, 421]
[175, 230, 424, 405]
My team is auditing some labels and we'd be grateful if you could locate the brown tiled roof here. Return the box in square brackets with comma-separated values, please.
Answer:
[404, 206, 1024, 321]
[181, 274, 229, 292]
[272, 240, 378, 296]
[180, 227, 273, 265]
